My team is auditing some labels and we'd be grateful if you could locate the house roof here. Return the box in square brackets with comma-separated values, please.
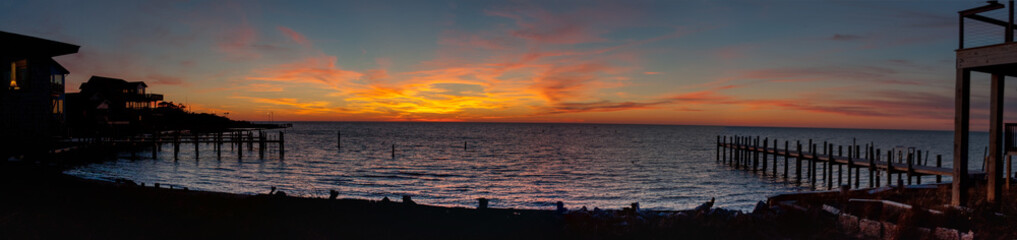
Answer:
[80, 76, 129, 91]
[0, 31, 79, 58]
[125, 81, 148, 88]
[79, 76, 152, 97]
[45, 58, 70, 74]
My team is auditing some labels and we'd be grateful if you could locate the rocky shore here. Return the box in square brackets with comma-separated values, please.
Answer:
[0, 162, 845, 239]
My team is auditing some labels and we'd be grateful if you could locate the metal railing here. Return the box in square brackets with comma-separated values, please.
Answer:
[958, 0, 1014, 50]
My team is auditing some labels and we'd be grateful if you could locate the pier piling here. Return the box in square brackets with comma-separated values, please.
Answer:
[937, 155, 943, 183]
[796, 142, 802, 184]
[783, 141, 789, 179]
[762, 137, 768, 174]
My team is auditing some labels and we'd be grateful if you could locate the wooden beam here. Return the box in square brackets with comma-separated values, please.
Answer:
[954, 69, 971, 207]
[988, 73, 1005, 205]
[965, 14, 1017, 29]
[960, 2, 1005, 17]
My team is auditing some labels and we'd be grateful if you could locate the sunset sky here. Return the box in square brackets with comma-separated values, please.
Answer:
[1, 0, 1012, 130]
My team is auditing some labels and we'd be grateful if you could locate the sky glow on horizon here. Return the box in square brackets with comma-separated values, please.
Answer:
[2, 0, 1013, 130]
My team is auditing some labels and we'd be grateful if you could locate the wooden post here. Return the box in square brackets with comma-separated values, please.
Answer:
[152, 140, 158, 160]
[907, 149, 914, 185]
[840, 145, 845, 187]
[740, 136, 745, 169]
[988, 74, 1005, 205]
[887, 150, 893, 187]
[391, 144, 395, 158]
[855, 144, 861, 188]
[732, 137, 740, 166]
[869, 146, 875, 188]
[259, 131, 266, 160]
[717, 136, 721, 163]
[728, 136, 734, 165]
[732, 136, 740, 165]
[722, 136, 727, 164]
[762, 137, 768, 174]
[735, 136, 741, 169]
[953, 69, 971, 206]
[216, 132, 222, 161]
[916, 150, 922, 185]
[784, 140, 789, 179]
[1007, 154, 1012, 191]
[772, 139, 778, 176]
[937, 155, 943, 183]
[753, 137, 760, 172]
[807, 139, 813, 181]
[875, 149, 882, 187]
[338, 130, 342, 150]
[279, 132, 285, 160]
[811, 143, 818, 188]
[731, 136, 736, 167]
[796, 141, 802, 184]
[194, 134, 199, 160]
[827, 143, 833, 190]
[173, 133, 180, 161]
[238, 134, 243, 160]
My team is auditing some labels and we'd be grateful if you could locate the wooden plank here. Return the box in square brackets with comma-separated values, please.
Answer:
[957, 43, 1017, 69]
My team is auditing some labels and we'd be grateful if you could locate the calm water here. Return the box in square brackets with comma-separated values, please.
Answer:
[65, 122, 993, 211]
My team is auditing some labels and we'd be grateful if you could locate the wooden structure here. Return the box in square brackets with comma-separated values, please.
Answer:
[715, 136, 981, 190]
[954, 0, 1016, 206]
[76, 130, 287, 161]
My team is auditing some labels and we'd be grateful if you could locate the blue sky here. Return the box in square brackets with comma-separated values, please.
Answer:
[1, 0, 1008, 130]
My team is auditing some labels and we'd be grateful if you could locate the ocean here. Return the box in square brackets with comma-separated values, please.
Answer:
[64, 122, 991, 211]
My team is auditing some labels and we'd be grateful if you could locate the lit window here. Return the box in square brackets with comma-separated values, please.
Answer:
[51, 73, 64, 85]
[52, 99, 63, 114]
[10, 60, 26, 90]
[8, 62, 15, 90]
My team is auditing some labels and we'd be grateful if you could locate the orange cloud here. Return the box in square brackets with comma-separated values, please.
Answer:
[247, 55, 363, 88]
[232, 96, 346, 115]
[277, 26, 311, 47]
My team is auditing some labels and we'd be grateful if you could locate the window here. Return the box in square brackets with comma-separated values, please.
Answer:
[9, 60, 26, 90]
[52, 99, 63, 114]
[51, 73, 64, 85]
[8, 61, 15, 90]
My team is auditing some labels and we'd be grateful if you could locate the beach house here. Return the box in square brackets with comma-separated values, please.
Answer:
[0, 31, 79, 153]
[65, 76, 163, 136]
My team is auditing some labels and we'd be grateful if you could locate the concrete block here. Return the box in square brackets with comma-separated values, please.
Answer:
[859, 219, 882, 238]
[934, 227, 959, 240]
[882, 222, 898, 240]
[838, 214, 859, 233]
[914, 227, 932, 239]
[960, 230, 974, 240]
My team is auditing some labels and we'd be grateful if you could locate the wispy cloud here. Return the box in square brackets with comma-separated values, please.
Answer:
[277, 26, 311, 47]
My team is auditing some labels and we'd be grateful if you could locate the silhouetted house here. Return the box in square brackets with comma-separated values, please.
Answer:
[66, 76, 163, 135]
[0, 31, 79, 152]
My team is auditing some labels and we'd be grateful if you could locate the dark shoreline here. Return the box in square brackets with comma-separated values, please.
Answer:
[0, 162, 841, 239]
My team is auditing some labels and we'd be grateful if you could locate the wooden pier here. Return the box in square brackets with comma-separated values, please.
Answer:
[69, 130, 287, 161]
[716, 135, 986, 190]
